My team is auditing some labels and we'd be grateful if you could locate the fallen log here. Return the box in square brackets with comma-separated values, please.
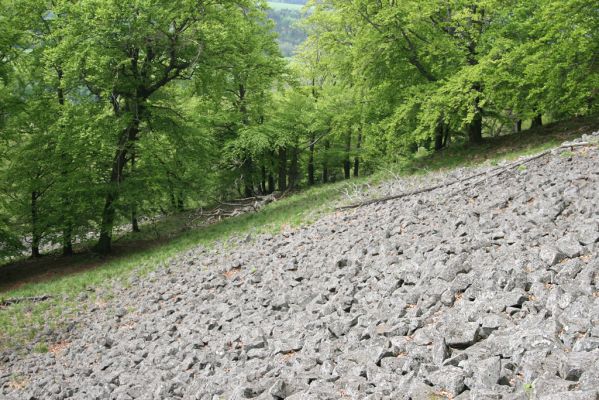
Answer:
[0, 295, 52, 308]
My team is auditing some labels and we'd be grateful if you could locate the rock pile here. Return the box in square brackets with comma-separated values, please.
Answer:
[2, 135, 599, 399]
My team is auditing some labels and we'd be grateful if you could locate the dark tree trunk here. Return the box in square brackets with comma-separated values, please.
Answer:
[468, 110, 483, 144]
[56, 67, 74, 256]
[278, 147, 287, 191]
[31, 191, 41, 258]
[442, 124, 450, 147]
[268, 151, 276, 194]
[322, 140, 330, 184]
[131, 207, 140, 233]
[177, 191, 184, 212]
[268, 174, 275, 194]
[169, 183, 176, 211]
[434, 122, 445, 151]
[242, 155, 254, 198]
[62, 229, 73, 256]
[130, 152, 140, 233]
[515, 119, 522, 133]
[308, 134, 315, 186]
[289, 147, 299, 190]
[353, 131, 362, 177]
[260, 164, 267, 194]
[531, 114, 543, 129]
[96, 117, 140, 254]
[344, 132, 351, 179]
[467, 85, 483, 145]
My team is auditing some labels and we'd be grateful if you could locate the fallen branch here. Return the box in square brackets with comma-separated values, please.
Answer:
[0, 295, 52, 308]
[337, 142, 595, 210]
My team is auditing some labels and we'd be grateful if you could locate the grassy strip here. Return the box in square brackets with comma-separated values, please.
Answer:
[0, 178, 372, 351]
[1, 116, 597, 352]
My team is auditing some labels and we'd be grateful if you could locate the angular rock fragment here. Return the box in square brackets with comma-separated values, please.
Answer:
[427, 366, 466, 397]
[539, 246, 567, 266]
[445, 322, 480, 349]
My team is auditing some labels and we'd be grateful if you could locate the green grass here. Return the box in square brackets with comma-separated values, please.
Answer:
[1, 115, 597, 352]
[0, 178, 372, 351]
[403, 116, 598, 174]
[267, 1, 304, 11]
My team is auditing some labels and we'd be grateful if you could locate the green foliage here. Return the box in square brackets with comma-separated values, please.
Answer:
[0, 0, 596, 264]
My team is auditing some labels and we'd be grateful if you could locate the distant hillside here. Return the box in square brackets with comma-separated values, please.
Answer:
[267, 1, 307, 57]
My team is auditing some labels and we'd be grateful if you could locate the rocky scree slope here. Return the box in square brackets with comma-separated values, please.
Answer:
[2, 134, 599, 400]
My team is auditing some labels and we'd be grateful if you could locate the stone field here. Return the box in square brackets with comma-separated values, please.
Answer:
[2, 134, 599, 399]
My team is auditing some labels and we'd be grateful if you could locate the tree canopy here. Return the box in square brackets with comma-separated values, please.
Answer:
[0, 0, 596, 259]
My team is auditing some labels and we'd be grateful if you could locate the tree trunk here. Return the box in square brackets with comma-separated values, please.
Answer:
[130, 152, 140, 233]
[308, 134, 315, 186]
[353, 131, 362, 177]
[468, 110, 483, 144]
[268, 151, 276, 194]
[242, 155, 253, 198]
[177, 191, 184, 212]
[57, 67, 73, 256]
[268, 174, 275, 194]
[434, 121, 445, 151]
[322, 140, 330, 183]
[288, 147, 299, 190]
[131, 207, 140, 233]
[442, 124, 450, 147]
[31, 191, 41, 258]
[62, 227, 73, 256]
[260, 164, 267, 194]
[169, 183, 176, 211]
[466, 84, 483, 145]
[96, 118, 140, 254]
[278, 147, 287, 192]
[515, 119, 522, 133]
[531, 114, 543, 129]
[344, 132, 351, 179]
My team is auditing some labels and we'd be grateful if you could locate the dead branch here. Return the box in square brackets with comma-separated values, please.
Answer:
[0, 295, 52, 308]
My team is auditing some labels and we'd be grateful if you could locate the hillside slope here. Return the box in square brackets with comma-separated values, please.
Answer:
[2, 133, 599, 399]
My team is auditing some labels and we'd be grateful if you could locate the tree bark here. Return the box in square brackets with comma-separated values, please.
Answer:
[130, 152, 140, 233]
[260, 164, 267, 194]
[56, 67, 74, 256]
[288, 147, 299, 190]
[514, 119, 522, 133]
[268, 174, 275, 194]
[344, 132, 351, 179]
[169, 182, 176, 211]
[353, 131, 362, 177]
[96, 117, 140, 254]
[177, 190, 185, 212]
[308, 134, 315, 186]
[322, 140, 330, 183]
[434, 121, 445, 151]
[531, 114, 543, 129]
[468, 110, 483, 144]
[31, 191, 41, 258]
[467, 82, 483, 144]
[268, 152, 275, 194]
[278, 147, 287, 191]
[242, 155, 253, 198]
[442, 124, 450, 147]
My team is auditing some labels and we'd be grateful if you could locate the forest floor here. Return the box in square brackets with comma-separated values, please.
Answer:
[1, 117, 598, 398]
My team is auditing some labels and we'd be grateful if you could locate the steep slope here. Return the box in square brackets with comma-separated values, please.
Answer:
[2, 133, 599, 399]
